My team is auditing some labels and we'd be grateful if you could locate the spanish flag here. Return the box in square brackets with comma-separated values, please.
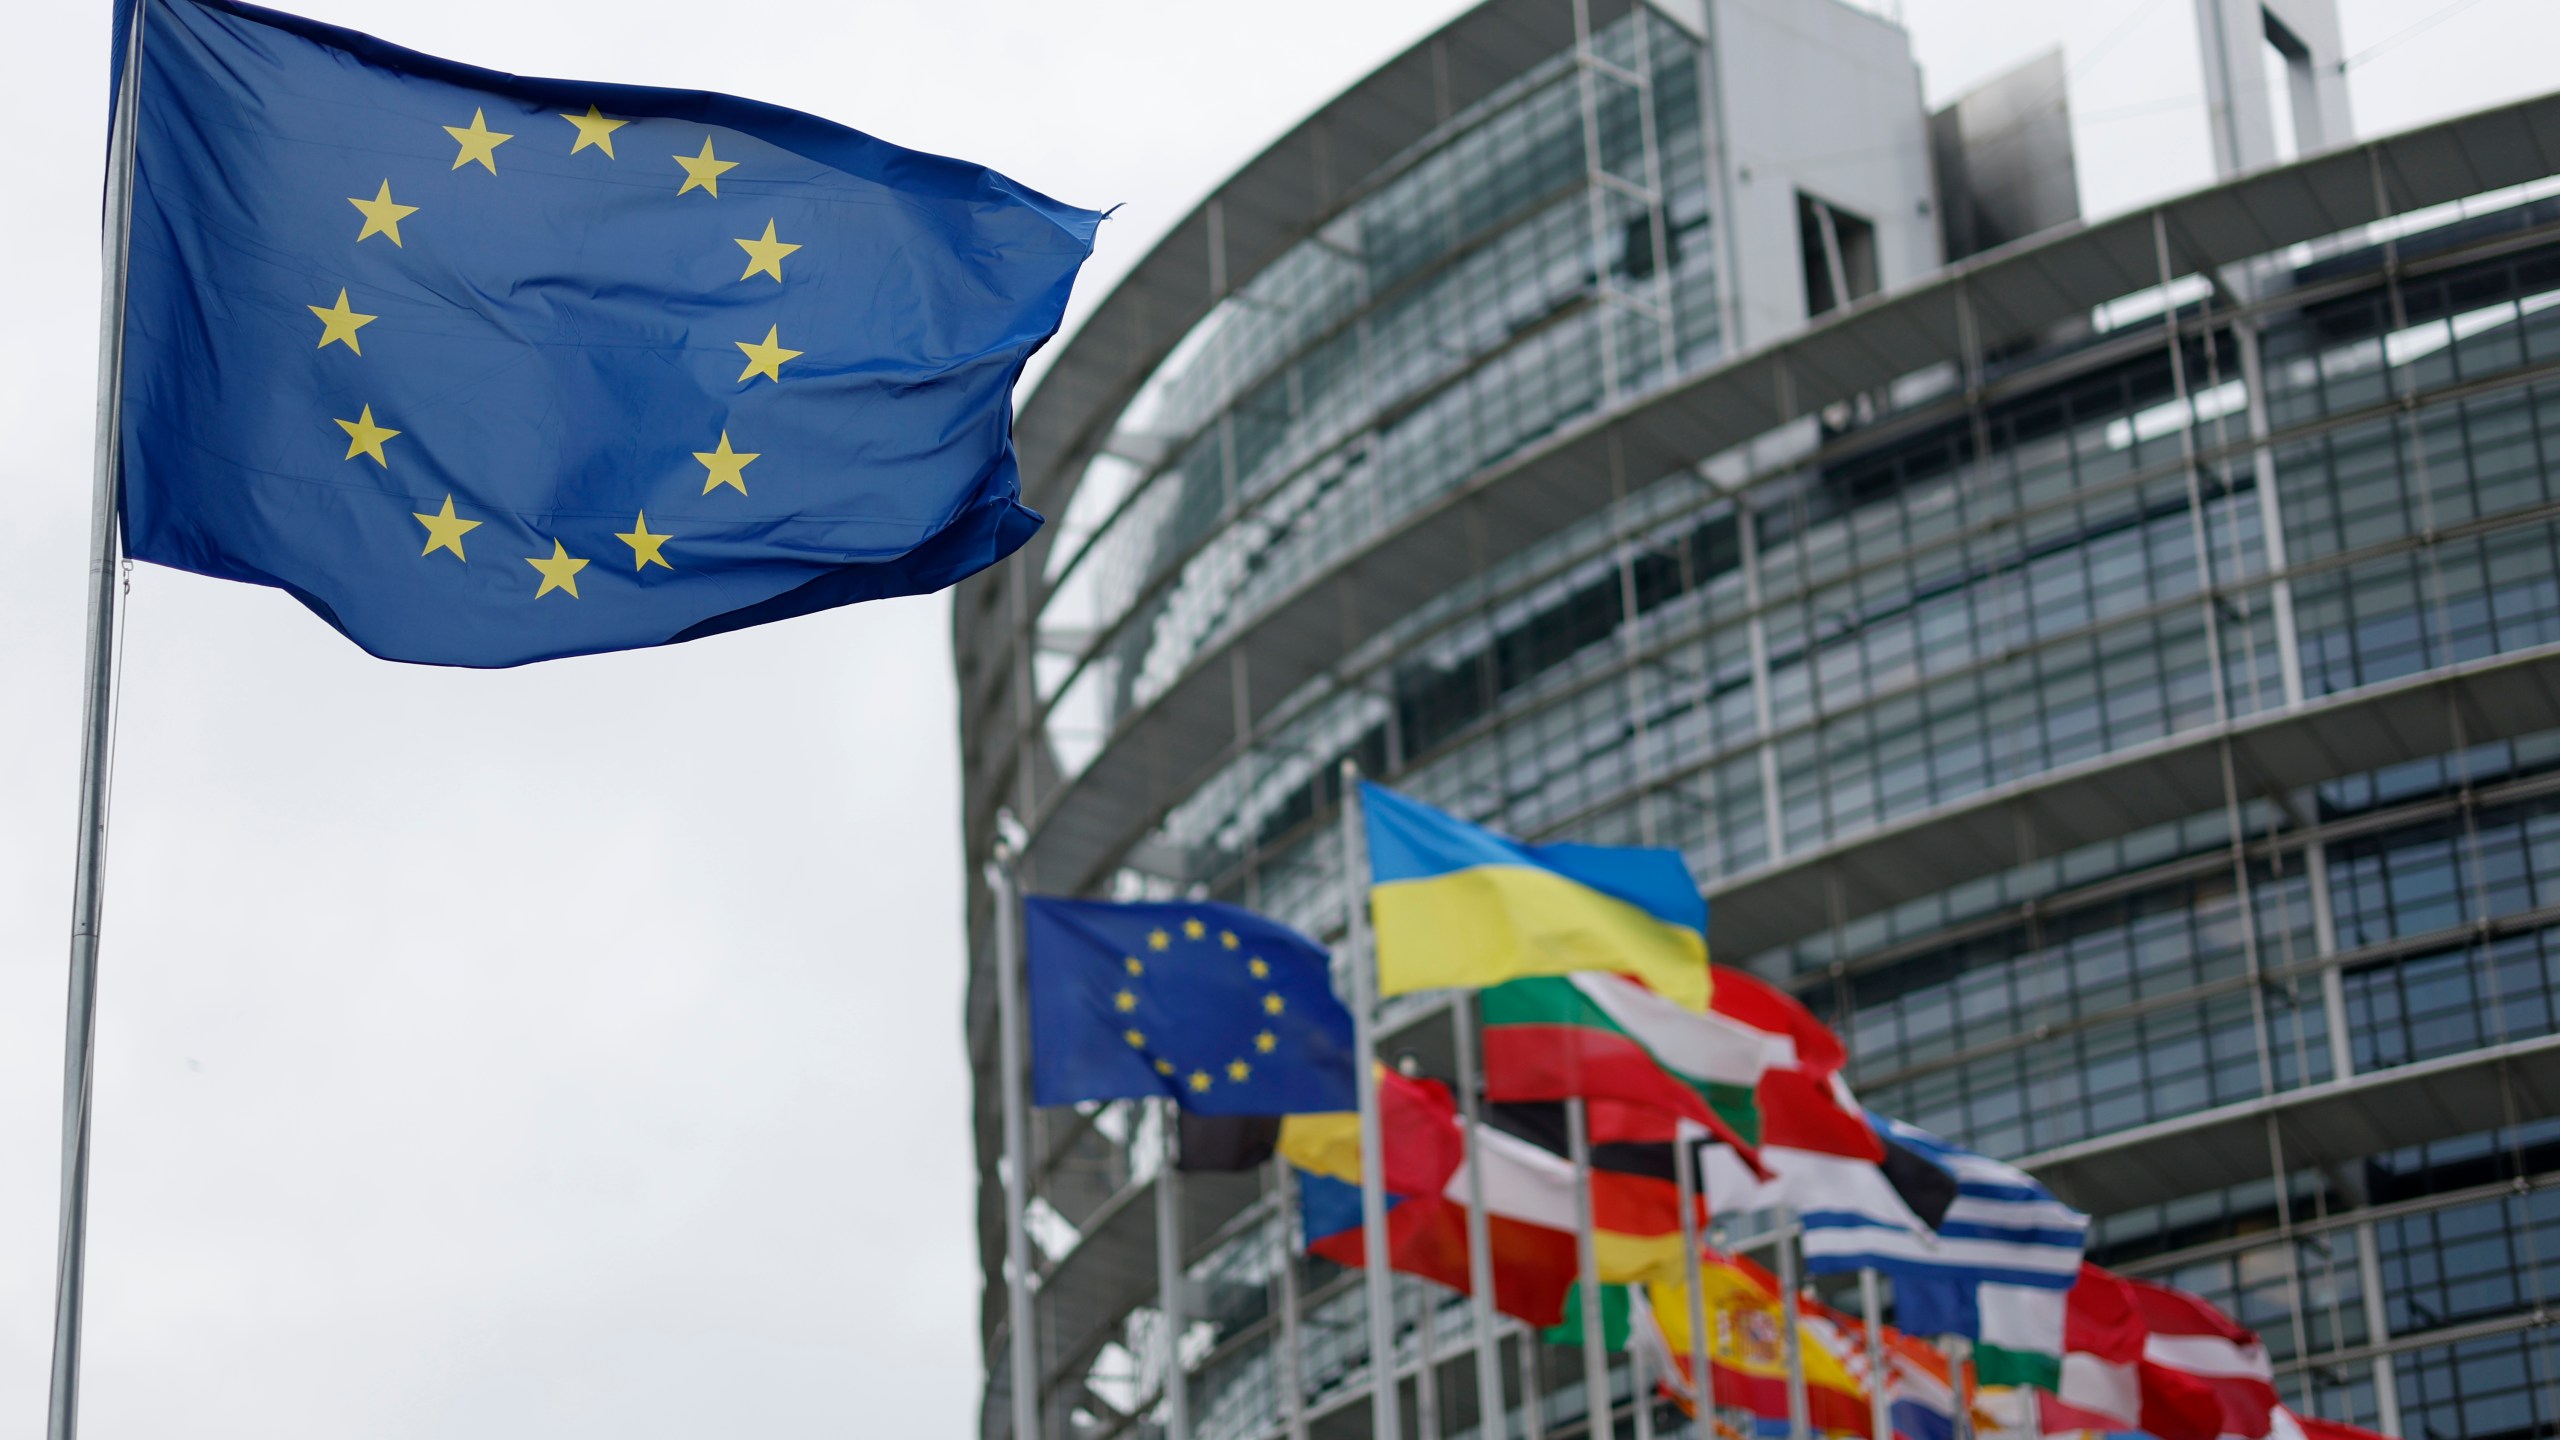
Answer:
[1638, 1253, 1873, 1432]
[1360, 783, 1710, 1009]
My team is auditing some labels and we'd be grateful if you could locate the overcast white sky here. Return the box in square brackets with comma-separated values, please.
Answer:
[0, 0, 2543, 1435]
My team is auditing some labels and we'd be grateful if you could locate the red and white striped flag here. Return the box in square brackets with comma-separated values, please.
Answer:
[2126, 1273, 2281, 1440]
[2045, 1264, 2223, 1440]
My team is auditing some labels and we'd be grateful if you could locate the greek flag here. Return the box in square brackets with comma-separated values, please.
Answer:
[1859, 1114, 2087, 1389]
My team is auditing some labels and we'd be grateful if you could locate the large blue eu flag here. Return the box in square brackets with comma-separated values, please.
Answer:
[1024, 898, 1358, 1115]
[115, 0, 1100, 666]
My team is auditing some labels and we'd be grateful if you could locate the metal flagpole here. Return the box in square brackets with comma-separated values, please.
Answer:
[1156, 1099, 1191, 1440]
[1860, 1269, 1891, 1440]
[1517, 1324, 1547, 1440]
[1415, 1280, 1442, 1440]
[1566, 1098, 1614, 1440]
[1272, 1160, 1313, 1440]
[987, 841, 1043, 1440]
[1940, 1337, 1974, 1440]
[1629, 1329, 1654, 1440]
[1775, 1209, 1811, 1440]
[1675, 1134, 1711, 1434]
[1450, 996, 1510, 1440]
[51, 8, 146, 1438]
[1339, 761, 1402, 1440]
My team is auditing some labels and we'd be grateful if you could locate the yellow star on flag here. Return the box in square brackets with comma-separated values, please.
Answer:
[692, 431, 758, 496]
[1226, 1059, 1251, 1083]
[1248, 958, 1269, 979]
[733, 326, 801, 384]
[734, 219, 801, 282]
[1254, 1031, 1277, 1053]
[1123, 1029, 1146, 1048]
[1112, 989, 1138, 1012]
[1188, 1071, 1213, 1094]
[412, 495, 480, 560]
[307, 288, 376, 354]
[525, 539, 589, 599]
[1147, 929, 1171, 951]
[674, 138, 738, 197]
[1262, 994, 1285, 1016]
[561, 104, 626, 157]
[347, 181, 417, 246]
[1220, 930, 1239, 950]
[444, 108, 513, 172]
[1123, 957, 1144, 976]
[334, 404, 399, 465]
[1182, 918, 1206, 941]
[614, 512, 673, 571]
[1154, 1059, 1174, 1076]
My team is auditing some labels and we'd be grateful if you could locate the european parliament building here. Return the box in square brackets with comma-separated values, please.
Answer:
[954, 0, 2560, 1436]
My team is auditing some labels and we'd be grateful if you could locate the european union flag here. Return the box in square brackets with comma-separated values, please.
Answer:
[115, 0, 1099, 666]
[1024, 898, 1357, 1114]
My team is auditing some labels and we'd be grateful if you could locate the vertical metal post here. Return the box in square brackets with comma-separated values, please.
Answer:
[2226, 316, 2306, 709]
[1519, 1327, 1548, 1440]
[987, 844, 1043, 1440]
[1693, 0, 1746, 358]
[1940, 1336, 1974, 1440]
[1341, 763, 1404, 1440]
[1774, 1212, 1810, 1440]
[1452, 997, 1511, 1439]
[2308, 838, 2356, 1083]
[1675, 1138, 1711, 1428]
[1567, 1098, 1615, 1440]
[1630, 1336, 1655, 1440]
[2357, 1220, 2402, 1436]
[1417, 1281, 1443, 1440]
[1156, 1100, 1191, 1440]
[1274, 1162, 1313, 1440]
[1860, 1269, 1891, 1440]
[51, 10, 146, 1440]
[1570, 0, 1623, 405]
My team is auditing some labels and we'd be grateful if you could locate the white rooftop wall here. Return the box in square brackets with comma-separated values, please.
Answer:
[1704, 0, 1938, 349]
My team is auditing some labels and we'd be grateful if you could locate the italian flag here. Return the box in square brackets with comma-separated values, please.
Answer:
[1480, 971, 1776, 1158]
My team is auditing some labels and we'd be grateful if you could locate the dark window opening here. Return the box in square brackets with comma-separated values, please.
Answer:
[1797, 191, 1880, 318]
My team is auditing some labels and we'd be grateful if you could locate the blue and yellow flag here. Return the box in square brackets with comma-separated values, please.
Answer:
[1361, 781, 1711, 1010]
[1023, 898, 1357, 1114]
[115, 0, 1098, 666]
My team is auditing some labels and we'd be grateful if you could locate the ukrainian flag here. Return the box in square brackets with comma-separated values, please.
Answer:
[1360, 783, 1710, 1010]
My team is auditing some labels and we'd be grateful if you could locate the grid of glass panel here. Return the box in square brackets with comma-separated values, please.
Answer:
[1034, 8, 1724, 787]
[1123, 206, 2560, 967]
[992, 137, 2560, 1440]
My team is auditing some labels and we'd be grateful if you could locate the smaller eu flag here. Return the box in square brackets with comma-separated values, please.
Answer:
[115, 0, 1099, 666]
[1025, 898, 1356, 1114]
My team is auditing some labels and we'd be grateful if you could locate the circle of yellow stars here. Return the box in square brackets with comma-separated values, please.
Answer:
[1113, 916, 1288, 1097]
[306, 99, 811, 603]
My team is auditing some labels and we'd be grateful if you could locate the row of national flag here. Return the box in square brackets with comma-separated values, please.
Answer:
[1617, 1253, 2369, 1440]
[1011, 780, 2380, 1440]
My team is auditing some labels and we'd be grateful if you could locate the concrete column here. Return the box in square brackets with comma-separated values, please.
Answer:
[2194, 0, 2352, 177]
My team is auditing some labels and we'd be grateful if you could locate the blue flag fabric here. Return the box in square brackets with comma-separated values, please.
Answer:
[1024, 898, 1357, 1114]
[116, 0, 1099, 666]
[1294, 1169, 1401, 1249]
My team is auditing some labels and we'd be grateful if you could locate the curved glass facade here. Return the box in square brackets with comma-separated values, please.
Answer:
[958, 7, 2560, 1440]
[1033, 6, 1722, 779]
